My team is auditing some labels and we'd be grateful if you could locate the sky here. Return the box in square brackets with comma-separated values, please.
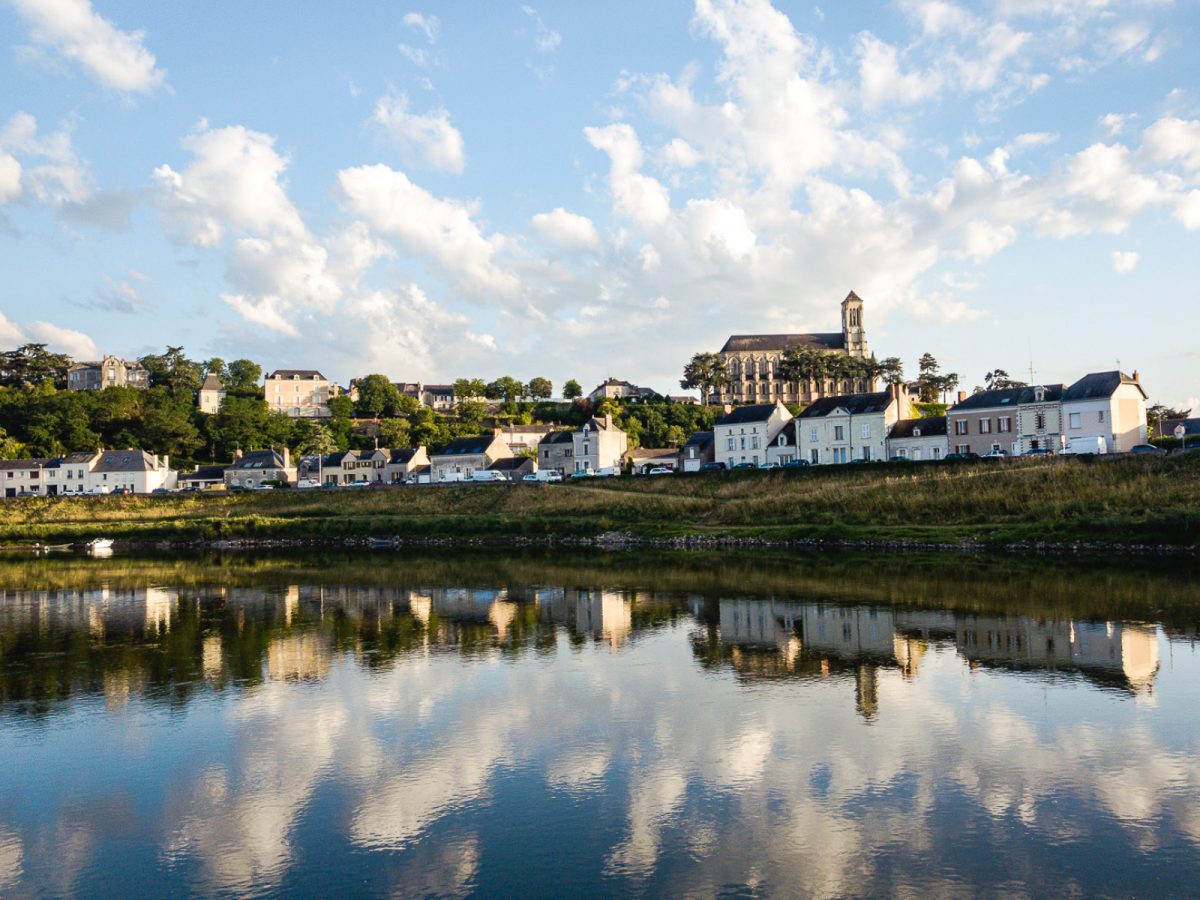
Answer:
[0, 0, 1197, 412]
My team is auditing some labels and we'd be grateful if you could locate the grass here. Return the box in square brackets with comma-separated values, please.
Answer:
[0, 452, 1197, 549]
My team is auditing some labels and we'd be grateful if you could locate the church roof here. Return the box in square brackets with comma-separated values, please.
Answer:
[720, 333, 845, 354]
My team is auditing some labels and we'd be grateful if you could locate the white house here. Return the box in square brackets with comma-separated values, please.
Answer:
[713, 401, 792, 468]
[198, 373, 226, 414]
[1060, 370, 1148, 453]
[886, 417, 948, 461]
[796, 388, 906, 465]
[0, 459, 53, 497]
[572, 415, 628, 473]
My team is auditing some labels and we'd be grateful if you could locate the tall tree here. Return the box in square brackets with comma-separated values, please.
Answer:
[917, 353, 942, 403]
[527, 377, 552, 400]
[983, 369, 1026, 391]
[0, 344, 72, 388]
[680, 352, 728, 404]
[486, 376, 524, 404]
[378, 418, 412, 449]
[563, 379, 583, 399]
[355, 374, 401, 417]
[879, 357, 905, 386]
[453, 378, 488, 399]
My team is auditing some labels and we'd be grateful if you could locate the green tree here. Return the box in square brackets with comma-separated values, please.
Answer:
[355, 374, 401, 417]
[140, 346, 203, 398]
[458, 399, 489, 429]
[917, 353, 941, 403]
[487, 376, 524, 404]
[0, 344, 72, 388]
[527, 377, 553, 400]
[203, 357, 228, 382]
[680, 352, 728, 404]
[378, 418, 412, 449]
[226, 359, 263, 396]
[328, 395, 354, 419]
[879, 356, 905, 386]
[297, 422, 338, 456]
[983, 369, 1025, 391]
[563, 379, 583, 399]
[453, 378, 488, 399]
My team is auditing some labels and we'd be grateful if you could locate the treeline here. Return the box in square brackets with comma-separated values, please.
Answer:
[0, 344, 715, 466]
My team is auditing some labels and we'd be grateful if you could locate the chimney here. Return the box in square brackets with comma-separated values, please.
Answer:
[957, 391, 967, 404]
[234, 448, 243, 461]
[723, 403, 733, 414]
[162, 454, 169, 471]
[604, 413, 613, 429]
[282, 446, 291, 469]
[1132, 370, 1140, 382]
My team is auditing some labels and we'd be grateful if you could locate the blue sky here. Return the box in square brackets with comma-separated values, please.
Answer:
[0, 0, 1197, 411]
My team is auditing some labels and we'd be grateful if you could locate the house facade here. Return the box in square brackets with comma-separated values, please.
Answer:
[588, 379, 656, 402]
[627, 448, 681, 474]
[178, 465, 228, 491]
[488, 457, 536, 481]
[1060, 371, 1148, 453]
[422, 384, 456, 412]
[714, 291, 872, 406]
[198, 373, 226, 414]
[886, 417, 948, 461]
[383, 447, 430, 483]
[947, 385, 1064, 456]
[265, 370, 331, 418]
[67, 356, 150, 391]
[321, 449, 389, 485]
[571, 415, 628, 473]
[796, 389, 906, 465]
[765, 428, 800, 465]
[0, 459, 53, 497]
[713, 401, 793, 468]
[430, 434, 512, 482]
[538, 431, 575, 475]
[681, 431, 714, 472]
[225, 449, 296, 488]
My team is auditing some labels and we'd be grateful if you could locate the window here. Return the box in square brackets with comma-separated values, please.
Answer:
[810, 449, 819, 464]
[1036, 413, 1047, 430]
[998, 416, 1012, 433]
[862, 446, 871, 461]
[834, 425, 845, 441]
[896, 448, 907, 458]
[954, 420, 968, 435]
[739, 437, 746, 450]
[778, 434, 787, 446]
[932, 447, 941, 459]
[980, 419, 992, 434]
[1098, 410, 1105, 423]
[810, 427, 818, 442]
[751, 436, 760, 450]
[727, 437, 735, 451]
[861, 423, 871, 439]
[955, 444, 970, 454]
[1069, 412, 1081, 429]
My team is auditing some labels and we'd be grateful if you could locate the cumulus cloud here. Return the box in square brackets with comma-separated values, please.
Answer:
[1111, 251, 1139, 273]
[372, 93, 466, 174]
[26, 320, 98, 358]
[0, 111, 92, 208]
[521, 6, 561, 52]
[531, 207, 599, 249]
[337, 163, 518, 295]
[584, 124, 671, 226]
[402, 12, 439, 43]
[9, 0, 166, 93]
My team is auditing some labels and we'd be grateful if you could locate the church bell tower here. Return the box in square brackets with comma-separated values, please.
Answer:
[841, 291, 868, 359]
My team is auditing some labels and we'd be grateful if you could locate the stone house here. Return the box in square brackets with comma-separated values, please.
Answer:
[538, 431, 576, 475]
[627, 448, 681, 474]
[178, 465, 229, 491]
[488, 457, 536, 481]
[681, 431, 714, 472]
[383, 447, 430, 483]
[886, 417, 948, 461]
[225, 449, 296, 488]
[1060, 371, 1148, 453]
[572, 415, 627, 473]
[429, 434, 512, 482]
[67, 355, 150, 391]
[947, 385, 1064, 456]
[796, 388, 907, 465]
[265, 370, 331, 418]
[198, 373, 226, 414]
[588, 379, 657, 402]
[321, 449, 389, 485]
[713, 401, 792, 468]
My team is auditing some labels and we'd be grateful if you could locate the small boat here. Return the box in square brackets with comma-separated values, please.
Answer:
[85, 538, 114, 550]
[368, 536, 399, 549]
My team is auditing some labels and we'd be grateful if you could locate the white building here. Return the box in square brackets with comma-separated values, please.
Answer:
[713, 401, 792, 468]
[1060, 370, 1148, 453]
[198, 373, 226, 414]
[886, 417, 948, 461]
[572, 415, 628, 473]
[40, 449, 177, 495]
[796, 388, 906, 465]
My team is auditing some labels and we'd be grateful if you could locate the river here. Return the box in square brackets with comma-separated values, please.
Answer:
[0, 550, 1198, 897]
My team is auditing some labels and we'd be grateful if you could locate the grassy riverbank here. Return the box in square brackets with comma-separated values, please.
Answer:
[0, 452, 1197, 549]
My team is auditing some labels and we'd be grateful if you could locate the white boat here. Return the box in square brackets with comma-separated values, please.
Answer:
[85, 538, 114, 550]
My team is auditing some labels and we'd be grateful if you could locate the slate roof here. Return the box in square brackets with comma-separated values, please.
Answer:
[715, 402, 786, 426]
[231, 450, 288, 470]
[61, 451, 98, 464]
[388, 448, 422, 464]
[322, 450, 356, 466]
[200, 373, 224, 391]
[92, 450, 160, 473]
[434, 435, 501, 456]
[424, 384, 455, 395]
[626, 448, 680, 461]
[1062, 371, 1147, 402]
[180, 465, 228, 482]
[720, 333, 845, 354]
[798, 391, 894, 419]
[684, 431, 714, 449]
[950, 384, 1064, 412]
[267, 369, 326, 380]
[488, 458, 532, 472]
[539, 431, 576, 446]
[889, 417, 948, 439]
[0, 458, 52, 470]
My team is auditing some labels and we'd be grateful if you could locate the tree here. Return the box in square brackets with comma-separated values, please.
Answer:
[378, 418, 412, 449]
[203, 357, 228, 382]
[527, 377, 552, 400]
[226, 359, 263, 396]
[453, 378, 488, 399]
[778, 347, 828, 394]
[0, 344, 72, 387]
[917, 353, 942, 403]
[563, 379, 583, 399]
[879, 357, 905, 387]
[328, 395, 354, 419]
[355, 374, 401, 418]
[140, 346, 203, 398]
[983, 369, 1026, 391]
[297, 422, 338, 456]
[938, 372, 961, 404]
[458, 399, 488, 429]
[487, 376, 524, 404]
[680, 352, 728, 404]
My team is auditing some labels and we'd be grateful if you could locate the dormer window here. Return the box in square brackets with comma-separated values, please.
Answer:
[1034, 387, 1045, 402]
[914, 428, 922, 438]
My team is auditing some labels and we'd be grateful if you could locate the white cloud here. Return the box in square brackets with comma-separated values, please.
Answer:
[584, 124, 671, 226]
[1142, 117, 1200, 172]
[153, 122, 306, 247]
[1111, 250, 1139, 273]
[337, 164, 518, 295]
[521, 6, 561, 52]
[0, 112, 92, 208]
[1099, 113, 1130, 135]
[9, 0, 166, 93]
[402, 12, 440, 43]
[531, 208, 600, 249]
[856, 33, 942, 109]
[0, 153, 20, 203]
[660, 138, 702, 169]
[0, 312, 26, 346]
[372, 93, 466, 174]
[26, 321, 98, 358]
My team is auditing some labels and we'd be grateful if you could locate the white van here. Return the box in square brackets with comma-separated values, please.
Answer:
[1065, 436, 1107, 455]
[470, 470, 507, 483]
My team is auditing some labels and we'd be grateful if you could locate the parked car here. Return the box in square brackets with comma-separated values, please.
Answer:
[699, 461, 726, 472]
[522, 473, 540, 483]
[1129, 444, 1166, 456]
[1024, 448, 1054, 457]
[758, 462, 779, 470]
[151, 487, 172, 494]
[570, 469, 596, 479]
[296, 478, 321, 489]
[647, 466, 674, 475]
[1065, 436, 1108, 455]
[944, 452, 980, 461]
[781, 459, 811, 469]
[731, 462, 756, 470]
[887, 456, 910, 463]
[982, 449, 1009, 458]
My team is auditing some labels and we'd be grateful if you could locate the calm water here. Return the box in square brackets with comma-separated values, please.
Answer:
[1, 550, 1199, 898]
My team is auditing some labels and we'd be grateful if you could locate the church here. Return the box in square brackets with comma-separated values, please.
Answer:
[714, 291, 874, 406]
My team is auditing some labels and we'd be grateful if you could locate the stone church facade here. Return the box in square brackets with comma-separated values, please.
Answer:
[714, 291, 874, 406]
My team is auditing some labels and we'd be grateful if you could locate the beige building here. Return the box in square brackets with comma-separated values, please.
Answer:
[67, 355, 150, 391]
[384, 447, 430, 483]
[1061, 371, 1148, 453]
[198, 373, 226, 414]
[265, 370, 331, 418]
[795, 388, 907, 465]
[713, 400, 793, 468]
[715, 291, 871, 406]
[947, 385, 1064, 456]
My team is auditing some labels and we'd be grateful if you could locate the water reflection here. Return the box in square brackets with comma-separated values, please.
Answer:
[0, 553, 1197, 896]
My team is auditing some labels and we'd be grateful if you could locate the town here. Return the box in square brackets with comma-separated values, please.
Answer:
[0, 292, 1195, 496]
